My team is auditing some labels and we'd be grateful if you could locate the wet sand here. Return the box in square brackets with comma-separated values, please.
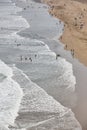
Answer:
[10, 0, 87, 129]
[43, 0, 87, 129]
[0, 0, 83, 129]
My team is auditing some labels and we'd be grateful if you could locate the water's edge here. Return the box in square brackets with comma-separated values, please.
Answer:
[0, 0, 83, 129]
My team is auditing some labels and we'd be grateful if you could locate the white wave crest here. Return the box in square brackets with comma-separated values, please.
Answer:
[11, 66, 81, 130]
[0, 60, 23, 129]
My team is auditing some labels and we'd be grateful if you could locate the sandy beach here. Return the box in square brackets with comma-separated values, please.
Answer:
[44, 0, 87, 66]
[42, 0, 87, 129]
[0, 0, 82, 130]
[1, 0, 87, 130]
[15, 0, 87, 129]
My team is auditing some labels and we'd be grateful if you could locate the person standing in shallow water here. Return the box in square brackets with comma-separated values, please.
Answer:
[20, 56, 23, 61]
[25, 57, 27, 61]
[35, 54, 37, 58]
[56, 54, 60, 60]
[71, 49, 74, 57]
[29, 57, 32, 62]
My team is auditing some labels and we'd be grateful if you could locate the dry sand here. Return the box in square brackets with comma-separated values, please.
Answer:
[44, 0, 87, 66]
[43, 0, 87, 129]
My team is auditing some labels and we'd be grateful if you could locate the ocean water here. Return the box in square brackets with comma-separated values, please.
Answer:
[0, 0, 82, 130]
[0, 60, 23, 130]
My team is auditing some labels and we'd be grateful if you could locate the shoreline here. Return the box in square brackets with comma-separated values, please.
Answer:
[7, 0, 80, 129]
[44, 0, 87, 67]
[10, 0, 87, 129]
[15, 0, 77, 108]
[42, 0, 87, 129]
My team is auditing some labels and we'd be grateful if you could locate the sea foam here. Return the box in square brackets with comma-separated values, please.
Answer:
[0, 60, 23, 129]
[0, 0, 82, 129]
[11, 66, 81, 130]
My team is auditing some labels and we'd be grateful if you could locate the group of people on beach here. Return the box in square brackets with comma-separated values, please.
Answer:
[23, 3, 47, 11]
[19, 44, 75, 63]
[20, 54, 37, 62]
[20, 3, 76, 62]
[20, 54, 61, 62]
[74, 8, 86, 30]
[65, 44, 75, 57]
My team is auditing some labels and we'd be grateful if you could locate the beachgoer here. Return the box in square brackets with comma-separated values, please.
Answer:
[71, 49, 74, 57]
[29, 57, 32, 62]
[25, 57, 27, 61]
[20, 56, 23, 61]
[24, 7, 26, 10]
[17, 44, 21, 46]
[56, 54, 60, 60]
[35, 54, 37, 58]
[65, 45, 67, 48]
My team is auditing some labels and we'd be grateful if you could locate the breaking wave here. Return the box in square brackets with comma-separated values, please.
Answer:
[0, 0, 82, 130]
[0, 60, 23, 130]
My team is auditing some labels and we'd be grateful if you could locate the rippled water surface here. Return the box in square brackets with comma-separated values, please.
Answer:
[0, 0, 82, 130]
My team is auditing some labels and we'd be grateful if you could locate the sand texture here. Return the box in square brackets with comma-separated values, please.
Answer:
[44, 0, 87, 66]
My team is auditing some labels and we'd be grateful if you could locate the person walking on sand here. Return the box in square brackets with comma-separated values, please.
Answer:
[65, 45, 67, 49]
[24, 7, 26, 10]
[72, 49, 74, 56]
[71, 49, 74, 57]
